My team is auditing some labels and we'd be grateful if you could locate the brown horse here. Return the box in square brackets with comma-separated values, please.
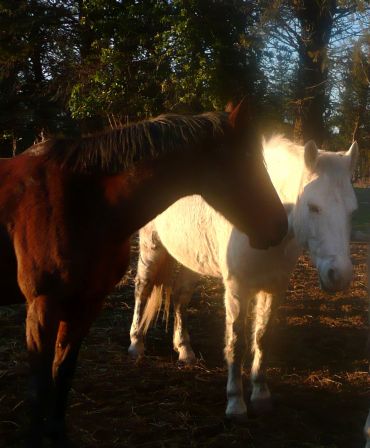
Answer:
[0, 102, 287, 446]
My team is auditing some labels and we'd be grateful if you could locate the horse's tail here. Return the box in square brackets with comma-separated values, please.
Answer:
[139, 255, 174, 334]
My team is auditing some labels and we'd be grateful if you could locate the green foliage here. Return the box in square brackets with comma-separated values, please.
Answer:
[0, 0, 369, 158]
[68, 0, 264, 118]
[68, 0, 172, 119]
[0, 0, 78, 153]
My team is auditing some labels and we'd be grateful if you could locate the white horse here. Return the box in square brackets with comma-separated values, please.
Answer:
[129, 135, 359, 419]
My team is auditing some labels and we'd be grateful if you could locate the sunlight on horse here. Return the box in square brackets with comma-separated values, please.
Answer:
[130, 135, 358, 419]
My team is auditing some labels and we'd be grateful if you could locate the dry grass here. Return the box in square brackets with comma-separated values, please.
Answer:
[0, 242, 369, 447]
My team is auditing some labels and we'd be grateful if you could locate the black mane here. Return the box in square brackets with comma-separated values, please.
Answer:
[34, 112, 230, 174]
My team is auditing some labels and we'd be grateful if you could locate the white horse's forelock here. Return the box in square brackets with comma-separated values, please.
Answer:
[263, 136, 357, 242]
[262, 135, 306, 206]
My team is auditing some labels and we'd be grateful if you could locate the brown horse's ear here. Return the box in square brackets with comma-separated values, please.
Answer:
[225, 101, 234, 113]
[228, 97, 251, 129]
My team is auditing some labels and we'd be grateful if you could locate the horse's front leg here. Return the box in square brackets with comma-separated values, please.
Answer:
[224, 280, 249, 418]
[172, 267, 198, 364]
[250, 289, 283, 414]
[25, 295, 60, 447]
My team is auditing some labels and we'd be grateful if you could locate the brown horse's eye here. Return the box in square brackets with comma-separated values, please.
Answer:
[308, 203, 320, 214]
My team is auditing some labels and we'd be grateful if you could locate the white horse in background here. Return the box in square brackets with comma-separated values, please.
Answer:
[129, 135, 359, 419]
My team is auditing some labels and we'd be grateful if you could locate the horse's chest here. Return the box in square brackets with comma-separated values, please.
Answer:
[227, 239, 300, 291]
[254, 255, 296, 289]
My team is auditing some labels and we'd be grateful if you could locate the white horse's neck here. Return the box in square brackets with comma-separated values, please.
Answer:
[262, 135, 309, 206]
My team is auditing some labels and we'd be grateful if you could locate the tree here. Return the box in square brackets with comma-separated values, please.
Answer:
[292, 0, 337, 145]
[335, 38, 369, 176]
[68, 0, 172, 124]
[68, 1, 266, 121]
[0, 0, 77, 154]
[260, 0, 369, 146]
[0, 0, 369, 160]
[157, 0, 265, 112]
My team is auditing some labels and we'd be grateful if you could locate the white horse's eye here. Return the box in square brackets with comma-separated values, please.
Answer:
[308, 203, 320, 214]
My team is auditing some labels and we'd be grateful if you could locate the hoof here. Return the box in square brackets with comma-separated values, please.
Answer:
[226, 397, 247, 422]
[225, 412, 248, 424]
[26, 435, 44, 448]
[51, 438, 77, 448]
[128, 343, 144, 359]
[177, 347, 196, 365]
[177, 354, 197, 366]
[249, 397, 274, 416]
[44, 418, 76, 447]
[26, 423, 44, 448]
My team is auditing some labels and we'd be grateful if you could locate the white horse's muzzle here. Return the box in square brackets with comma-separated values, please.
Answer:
[317, 255, 353, 292]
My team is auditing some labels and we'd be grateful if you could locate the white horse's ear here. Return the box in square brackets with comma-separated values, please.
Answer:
[304, 140, 318, 171]
[345, 141, 359, 173]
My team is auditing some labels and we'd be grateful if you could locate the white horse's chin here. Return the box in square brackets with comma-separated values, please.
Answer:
[316, 255, 353, 292]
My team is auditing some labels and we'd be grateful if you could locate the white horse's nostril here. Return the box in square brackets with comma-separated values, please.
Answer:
[317, 255, 353, 293]
[321, 262, 352, 292]
[328, 268, 336, 284]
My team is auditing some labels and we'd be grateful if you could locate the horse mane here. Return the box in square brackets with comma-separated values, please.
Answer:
[263, 134, 350, 179]
[263, 134, 298, 155]
[35, 112, 230, 174]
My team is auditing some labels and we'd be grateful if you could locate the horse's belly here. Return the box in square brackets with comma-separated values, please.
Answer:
[249, 256, 295, 291]
[154, 197, 222, 277]
[158, 227, 221, 277]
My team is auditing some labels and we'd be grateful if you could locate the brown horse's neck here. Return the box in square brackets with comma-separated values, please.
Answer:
[102, 156, 201, 236]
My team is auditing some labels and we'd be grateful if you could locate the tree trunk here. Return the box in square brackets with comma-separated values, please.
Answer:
[78, 0, 95, 61]
[293, 0, 336, 146]
[352, 68, 369, 178]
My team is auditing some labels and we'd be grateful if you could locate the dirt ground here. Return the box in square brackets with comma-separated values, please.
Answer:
[0, 242, 369, 448]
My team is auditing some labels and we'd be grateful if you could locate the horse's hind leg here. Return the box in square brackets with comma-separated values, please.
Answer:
[224, 279, 249, 418]
[172, 267, 198, 364]
[25, 296, 60, 447]
[250, 289, 283, 414]
[129, 224, 174, 358]
[46, 301, 101, 446]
